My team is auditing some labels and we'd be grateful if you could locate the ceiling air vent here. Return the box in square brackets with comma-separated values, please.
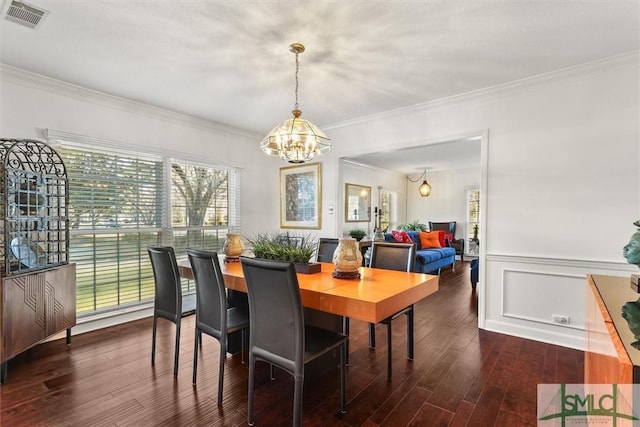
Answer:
[4, 0, 48, 29]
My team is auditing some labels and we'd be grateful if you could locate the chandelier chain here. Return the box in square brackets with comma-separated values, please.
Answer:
[407, 170, 428, 183]
[294, 50, 300, 111]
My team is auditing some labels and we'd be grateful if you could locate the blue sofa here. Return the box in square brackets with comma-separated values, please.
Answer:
[383, 231, 455, 274]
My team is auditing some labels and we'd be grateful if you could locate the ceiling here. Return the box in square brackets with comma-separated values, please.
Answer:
[1, 1, 638, 173]
[344, 137, 482, 175]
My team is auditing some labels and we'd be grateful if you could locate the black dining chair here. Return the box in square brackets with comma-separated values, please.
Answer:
[147, 245, 197, 377]
[316, 237, 339, 262]
[368, 241, 416, 381]
[187, 249, 250, 405]
[240, 257, 348, 427]
[316, 237, 352, 365]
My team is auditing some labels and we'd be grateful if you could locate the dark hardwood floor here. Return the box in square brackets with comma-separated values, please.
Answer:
[0, 261, 583, 426]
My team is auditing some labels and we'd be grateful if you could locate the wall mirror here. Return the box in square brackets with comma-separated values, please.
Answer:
[345, 183, 371, 222]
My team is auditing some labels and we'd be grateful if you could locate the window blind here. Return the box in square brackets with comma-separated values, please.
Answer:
[56, 143, 243, 316]
[59, 146, 164, 315]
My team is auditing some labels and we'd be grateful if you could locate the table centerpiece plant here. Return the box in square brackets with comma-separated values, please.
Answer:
[348, 228, 366, 241]
[246, 231, 320, 274]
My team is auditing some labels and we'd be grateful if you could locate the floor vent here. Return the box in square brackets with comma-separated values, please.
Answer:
[5, 0, 48, 29]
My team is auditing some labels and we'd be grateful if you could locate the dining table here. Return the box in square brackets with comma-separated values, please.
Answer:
[177, 259, 439, 324]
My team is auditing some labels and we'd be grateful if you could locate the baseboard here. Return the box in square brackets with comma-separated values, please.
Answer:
[47, 304, 154, 341]
[484, 319, 586, 351]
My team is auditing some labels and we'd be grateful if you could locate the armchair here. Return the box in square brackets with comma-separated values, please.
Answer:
[470, 258, 479, 290]
[429, 221, 465, 262]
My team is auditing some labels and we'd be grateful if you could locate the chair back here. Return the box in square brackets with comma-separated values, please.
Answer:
[147, 246, 182, 319]
[370, 242, 416, 273]
[316, 238, 339, 263]
[187, 249, 227, 338]
[240, 257, 304, 371]
[429, 221, 456, 236]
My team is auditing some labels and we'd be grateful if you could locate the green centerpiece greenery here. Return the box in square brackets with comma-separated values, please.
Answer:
[348, 229, 366, 241]
[396, 220, 427, 231]
[246, 232, 319, 273]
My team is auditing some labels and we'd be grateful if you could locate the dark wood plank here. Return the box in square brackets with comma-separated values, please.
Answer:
[0, 261, 585, 426]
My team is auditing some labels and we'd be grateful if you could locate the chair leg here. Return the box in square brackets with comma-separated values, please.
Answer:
[173, 321, 181, 377]
[386, 321, 392, 382]
[192, 328, 199, 384]
[343, 317, 350, 366]
[248, 353, 255, 426]
[270, 364, 276, 380]
[368, 323, 376, 348]
[339, 343, 346, 414]
[218, 341, 226, 405]
[1, 361, 7, 384]
[407, 306, 414, 360]
[293, 374, 304, 427]
[151, 315, 157, 365]
[241, 329, 246, 364]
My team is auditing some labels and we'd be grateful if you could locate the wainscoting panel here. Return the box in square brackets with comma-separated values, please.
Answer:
[501, 269, 585, 329]
[483, 254, 636, 350]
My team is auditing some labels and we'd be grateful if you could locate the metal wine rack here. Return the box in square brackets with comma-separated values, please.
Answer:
[0, 139, 69, 276]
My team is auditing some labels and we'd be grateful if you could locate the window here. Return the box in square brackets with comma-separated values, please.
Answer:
[378, 190, 392, 232]
[170, 160, 235, 256]
[466, 188, 480, 256]
[59, 146, 240, 316]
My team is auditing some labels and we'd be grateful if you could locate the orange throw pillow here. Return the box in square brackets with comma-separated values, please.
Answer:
[419, 231, 442, 249]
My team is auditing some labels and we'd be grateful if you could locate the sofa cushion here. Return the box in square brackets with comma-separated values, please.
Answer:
[419, 231, 441, 248]
[416, 250, 443, 265]
[444, 233, 454, 245]
[391, 230, 412, 243]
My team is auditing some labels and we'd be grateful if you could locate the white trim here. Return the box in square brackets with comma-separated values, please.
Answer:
[500, 268, 586, 331]
[476, 129, 489, 329]
[501, 312, 585, 332]
[325, 51, 639, 131]
[45, 303, 154, 340]
[0, 63, 259, 139]
[484, 319, 585, 351]
[485, 253, 636, 272]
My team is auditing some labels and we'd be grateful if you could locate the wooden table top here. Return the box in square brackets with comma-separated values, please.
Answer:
[178, 260, 439, 324]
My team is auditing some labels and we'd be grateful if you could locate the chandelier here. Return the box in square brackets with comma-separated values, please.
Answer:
[408, 169, 432, 197]
[260, 43, 331, 163]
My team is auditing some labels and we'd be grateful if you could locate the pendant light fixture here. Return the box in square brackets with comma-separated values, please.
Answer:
[408, 169, 432, 197]
[260, 43, 331, 164]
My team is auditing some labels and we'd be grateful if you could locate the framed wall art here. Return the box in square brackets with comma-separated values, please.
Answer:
[345, 183, 371, 222]
[280, 163, 321, 229]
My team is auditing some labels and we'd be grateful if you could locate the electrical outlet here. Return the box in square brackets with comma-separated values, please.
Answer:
[552, 314, 570, 325]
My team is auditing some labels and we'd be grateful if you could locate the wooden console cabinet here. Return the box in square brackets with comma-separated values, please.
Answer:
[0, 139, 73, 384]
[586, 274, 640, 383]
[0, 263, 76, 382]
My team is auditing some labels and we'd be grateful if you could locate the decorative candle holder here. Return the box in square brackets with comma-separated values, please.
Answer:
[223, 233, 244, 262]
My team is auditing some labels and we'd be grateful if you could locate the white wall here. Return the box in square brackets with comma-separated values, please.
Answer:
[406, 167, 481, 240]
[340, 160, 407, 237]
[2, 52, 639, 350]
[0, 64, 278, 333]
[325, 52, 640, 349]
[0, 65, 276, 239]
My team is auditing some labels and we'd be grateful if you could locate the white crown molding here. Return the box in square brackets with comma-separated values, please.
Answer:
[325, 50, 640, 131]
[0, 63, 260, 139]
